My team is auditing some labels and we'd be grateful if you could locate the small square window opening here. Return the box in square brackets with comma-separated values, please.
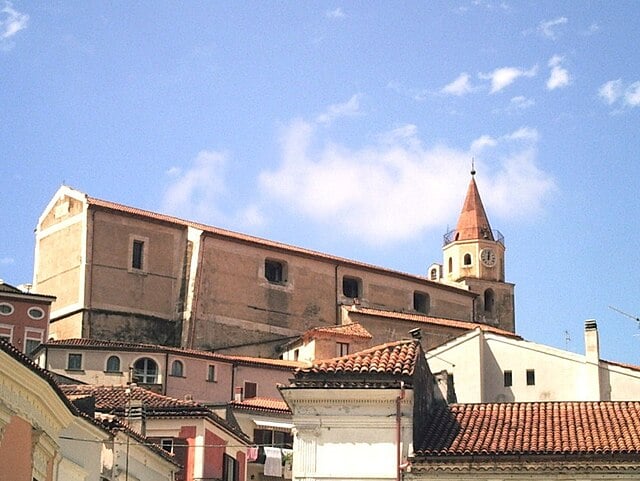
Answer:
[526, 369, 536, 386]
[342, 277, 360, 299]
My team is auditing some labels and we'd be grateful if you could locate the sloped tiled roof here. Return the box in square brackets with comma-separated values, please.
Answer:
[349, 306, 519, 338]
[414, 401, 640, 457]
[453, 174, 494, 242]
[303, 323, 373, 341]
[41, 338, 306, 370]
[292, 339, 420, 388]
[60, 384, 250, 443]
[229, 397, 291, 414]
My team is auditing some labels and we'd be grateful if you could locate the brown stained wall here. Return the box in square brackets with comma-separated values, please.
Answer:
[191, 235, 476, 354]
[191, 236, 338, 351]
[345, 311, 470, 351]
[88, 210, 188, 318]
[35, 221, 84, 312]
[49, 312, 84, 339]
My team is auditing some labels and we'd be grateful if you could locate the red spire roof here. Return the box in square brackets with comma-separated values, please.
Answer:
[454, 173, 494, 242]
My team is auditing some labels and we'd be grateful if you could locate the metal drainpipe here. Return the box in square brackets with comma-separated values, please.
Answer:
[396, 381, 405, 481]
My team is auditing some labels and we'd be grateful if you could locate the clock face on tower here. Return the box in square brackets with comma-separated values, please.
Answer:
[480, 248, 497, 267]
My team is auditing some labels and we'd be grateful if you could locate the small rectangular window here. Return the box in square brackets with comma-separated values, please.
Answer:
[160, 438, 174, 453]
[265, 259, 285, 284]
[413, 292, 429, 314]
[67, 353, 83, 370]
[207, 364, 217, 382]
[244, 381, 257, 399]
[132, 240, 144, 270]
[526, 369, 535, 386]
[25, 339, 41, 356]
[336, 342, 349, 357]
[342, 277, 360, 298]
[504, 370, 512, 387]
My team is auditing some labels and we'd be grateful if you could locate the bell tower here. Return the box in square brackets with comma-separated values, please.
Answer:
[441, 167, 515, 332]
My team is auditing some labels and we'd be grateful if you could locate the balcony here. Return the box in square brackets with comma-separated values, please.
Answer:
[443, 229, 504, 247]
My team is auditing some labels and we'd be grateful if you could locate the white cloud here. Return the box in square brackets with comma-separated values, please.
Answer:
[165, 166, 181, 176]
[598, 79, 623, 105]
[326, 7, 346, 19]
[546, 55, 571, 90]
[470, 135, 497, 152]
[537, 16, 567, 40]
[259, 111, 555, 244]
[480, 65, 538, 93]
[315, 94, 362, 125]
[1, 1, 28, 39]
[162, 150, 228, 222]
[598, 79, 640, 109]
[509, 96, 535, 110]
[0, 256, 15, 265]
[624, 81, 640, 107]
[441, 73, 473, 96]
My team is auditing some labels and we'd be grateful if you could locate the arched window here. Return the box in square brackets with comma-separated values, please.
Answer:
[132, 357, 158, 384]
[430, 268, 438, 280]
[484, 288, 495, 314]
[463, 253, 472, 266]
[171, 360, 184, 377]
[106, 355, 121, 372]
[448, 257, 453, 273]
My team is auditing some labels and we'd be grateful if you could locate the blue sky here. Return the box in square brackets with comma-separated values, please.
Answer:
[2, 2, 639, 364]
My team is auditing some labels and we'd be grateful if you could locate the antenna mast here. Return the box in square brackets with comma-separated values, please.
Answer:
[608, 305, 640, 325]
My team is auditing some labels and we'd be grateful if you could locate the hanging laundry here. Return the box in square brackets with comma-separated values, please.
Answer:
[263, 447, 283, 477]
[247, 446, 259, 462]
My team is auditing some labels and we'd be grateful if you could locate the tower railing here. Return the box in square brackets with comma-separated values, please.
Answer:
[443, 229, 504, 247]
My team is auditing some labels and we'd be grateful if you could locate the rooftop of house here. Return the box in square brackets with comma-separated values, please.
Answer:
[0, 279, 56, 301]
[303, 322, 373, 341]
[40, 337, 308, 370]
[60, 384, 251, 444]
[291, 339, 421, 388]
[348, 305, 520, 339]
[414, 401, 640, 458]
[229, 397, 291, 414]
[0, 338, 179, 465]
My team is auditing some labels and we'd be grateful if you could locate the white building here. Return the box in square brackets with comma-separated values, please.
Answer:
[280, 338, 640, 481]
[427, 319, 640, 403]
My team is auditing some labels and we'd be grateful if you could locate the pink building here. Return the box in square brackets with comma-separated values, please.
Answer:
[0, 280, 55, 355]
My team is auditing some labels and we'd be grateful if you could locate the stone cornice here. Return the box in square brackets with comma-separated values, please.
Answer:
[409, 454, 640, 474]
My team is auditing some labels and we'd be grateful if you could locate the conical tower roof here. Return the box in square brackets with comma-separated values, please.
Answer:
[454, 170, 494, 241]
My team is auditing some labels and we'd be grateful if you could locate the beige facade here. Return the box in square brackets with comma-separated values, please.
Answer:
[34, 339, 300, 405]
[34, 183, 513, 356]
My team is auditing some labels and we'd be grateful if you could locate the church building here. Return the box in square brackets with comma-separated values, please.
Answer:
[33, 171, 513, 357]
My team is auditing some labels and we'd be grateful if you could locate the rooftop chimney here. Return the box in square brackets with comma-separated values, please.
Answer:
[584, 319, 600, 363]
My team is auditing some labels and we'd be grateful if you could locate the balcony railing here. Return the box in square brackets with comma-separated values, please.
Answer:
[443, 228, 504, 247]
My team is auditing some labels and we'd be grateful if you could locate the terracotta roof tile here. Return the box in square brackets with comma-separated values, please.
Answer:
[350, 306, 519, 338]
[415, 401, 640, 457]
[303, 323, 373, 341]
[230, 397, 291, 414]
[60, 384, 250, 443]
[293, 339, 420, 388]
[454, 175, 494, 242]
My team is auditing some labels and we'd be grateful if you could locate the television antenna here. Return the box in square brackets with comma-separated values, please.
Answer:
[608, 305, 640, 327]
